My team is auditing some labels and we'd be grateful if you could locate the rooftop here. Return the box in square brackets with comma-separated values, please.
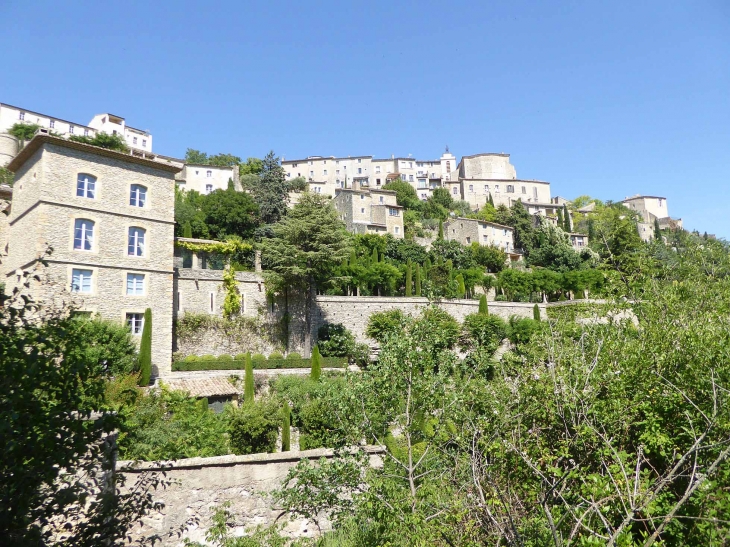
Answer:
[161, 378, 239, 398]
[446, 217, 514, 231]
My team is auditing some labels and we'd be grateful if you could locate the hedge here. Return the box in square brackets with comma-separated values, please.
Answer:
[172, 357, 348, 372]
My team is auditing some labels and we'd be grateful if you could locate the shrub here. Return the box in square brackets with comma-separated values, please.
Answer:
[234, 353, 248, 361]
[251, 353, 266, 362]
[227, 401, 279, 455]
[287, 352, 302, 360]
[317, 323, 356, 358]
[137, 308, 152, 386]
[461, 314, 507, 353]
[217, 354, 233, 362]
[185, 355, 199, 362]
[419, 307, 460, 351]
[244, 354, 254, 404]
[365, 309, 408, 344]
[478, 294, 488, 315]
[311, 346, 322, 381]
[200, 354, 216, 361]
[170, 357, 347, 372]
[533, 304, 541, 321]
[66, 316, 139, 376]
[268, 351, 284, 360]
[298, 399, 340, 450]
[495, 294, 508, 301]
[507, 317, 542, 345]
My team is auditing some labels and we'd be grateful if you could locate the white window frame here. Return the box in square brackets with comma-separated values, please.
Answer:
[76, 174, 96, 199]
[71, 268, 93, 293]
[206, 170, 212, 178]
[126, 273, 145, 296]
[129, 184, 147, 207]
[127, 227, 146, 257]
[126, 312, 144, 335]
[73, 219, 94, 251]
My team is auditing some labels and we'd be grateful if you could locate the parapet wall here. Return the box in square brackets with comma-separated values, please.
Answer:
[312, 296, 544, 345]
[118, 446, 385, 545]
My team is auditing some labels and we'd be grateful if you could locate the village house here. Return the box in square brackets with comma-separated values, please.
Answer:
[332, 182, 404, 238]
[443, 217, 520, 259]
[175, 163, 240, 194]
[621, 194, 683, 242]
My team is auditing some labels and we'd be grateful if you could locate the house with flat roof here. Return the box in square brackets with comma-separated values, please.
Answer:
[332, 181, 404, 239]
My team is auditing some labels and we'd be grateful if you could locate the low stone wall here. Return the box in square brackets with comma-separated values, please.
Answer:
[118, 446, 385, 545]
[312, 296, 544, 345]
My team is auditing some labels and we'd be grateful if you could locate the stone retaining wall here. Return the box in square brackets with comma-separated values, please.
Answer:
[118, 446, 385, 545]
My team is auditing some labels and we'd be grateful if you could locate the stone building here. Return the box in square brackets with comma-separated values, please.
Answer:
[569, 232, 589, 251]
[443, 217, 517, 255]
[621, 194, 683, 242]
[174, 163, 239, 194]
[3, 134, 179, 376]
[332, 183, 404, 238]
[0, 103, 152, 166]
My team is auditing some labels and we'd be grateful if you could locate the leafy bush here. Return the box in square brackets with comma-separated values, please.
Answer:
[227, 401, 279, 455]
[461, 314, 507, 353]
[200, 354, 216, 361]
[172, 357, 347, 371]
[234, 353, 248, 361]
[418, 307, 460, 351]
[217, 354, 233, 362]
[365, 309, 408, 344]
[287, 352, 302, 360]
[317, 323, 355, 358]
[185, 355, 199, 362]
[506, 317, 542, 345]
[66, 317, 138, 376]
[299, 399, 341, 450]
[252, 353, 266, 362]
[268, 351, 284, 360]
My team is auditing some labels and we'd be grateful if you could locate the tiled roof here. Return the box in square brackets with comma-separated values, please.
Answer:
[161, 378, 239, 398]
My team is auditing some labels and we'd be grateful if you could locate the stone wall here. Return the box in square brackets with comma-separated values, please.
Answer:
[118, 446, 385, 545]
[312, 296, 544, 345]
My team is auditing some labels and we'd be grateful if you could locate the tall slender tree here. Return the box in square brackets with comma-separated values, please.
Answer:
[563, 204, 572, 232]
[137, 308, 152, 386]
[654, 218, 662, 241]
[415, 264, 422, 296]
[281, 402, 291, 452]
[405, 261, 413, 296]
[244, 353, 254, 404]
[438, 220, 444, 240]
[557, 207, 564, 229]
[310, 345, 322, 381]
[478, 294, 489, 315]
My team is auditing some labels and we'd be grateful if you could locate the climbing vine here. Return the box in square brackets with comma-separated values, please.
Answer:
[222, 267, 241, 318]
[175, 239, 253, 255]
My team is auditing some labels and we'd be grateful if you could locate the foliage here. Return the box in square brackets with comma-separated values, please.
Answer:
[239, 157, 264, 175]
[470, 241, 507, 272]
[69, 132, 130, 152]
[67, 316, 139, 376]
[222, 267, 241, 318]
[175, 237, 253, 256]
[382, 179, 421, 210]
[460, 313, 507, 353]
[478, 293, 488, 314]
[310, 345, 322, 381]
[533, 303, 541, 321]
[430, 239, 474, 270]
[281, 402, 291, 451]
[0, 165, 14, 186]
[317, 322, 367, 365]
[118, 386, 229, 460]
[244, 353, 254, 403]
[172, 356, 347, 371]
[415, 263, 422, 296]
[199, 188, 259, 240]
[505, 315, 542, 344]
[494, 200, 536, 255]
[253, 151, 289, 224]
[227, 400, 279, 455]
[527, 221, 583, 271]
[184, 149, 242, 167]
[405, 262, 412, 296]
[287, 175, 307, 192]
[365, 309, 408, 344]
[137, 308, 152, 386]
[8, 122, 40, 141]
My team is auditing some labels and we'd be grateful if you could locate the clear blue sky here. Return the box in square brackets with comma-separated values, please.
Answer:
[1, 1, 728, 236]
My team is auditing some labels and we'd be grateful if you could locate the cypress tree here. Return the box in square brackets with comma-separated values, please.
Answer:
[415, 264, 422, 296]
[281, 402, 291, 452]
[478, 294, 488, 315]
[137, 308, 152, 386]
[588, 218, 596, 243]
[405, 261, 412, 296]
[488, 193, 494, 206]
[438, 219, 444, 240]
[371, 247, 378, 265]
[424, 257, 432, 274]
[182, 222, 192, 238]
[456, 274, 466, 298]
[227, 177, 235, 191]
[244, 353, 254, 404]
[654, 218, 661, 241]
[349, 249, 357, 267]
[310, 345, 322, 381]
[563, 204, 572, 232]
[379, 252, 385, 263]
[533, 304, 541, 322]
[557, 207, 564, 229]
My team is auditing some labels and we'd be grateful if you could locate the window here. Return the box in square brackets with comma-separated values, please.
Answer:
[50, 120, 55, 128]
[69, 125, 74, 134]
[469, 184, 474, 192]
[142, 139, 147, 147]
[466, 237, 471, 244]
[112, 130, 117, 135]
[358, 168, 362, 174]
[453, 187, 458, 195]
[360, 194, 365, 200]
[126, 313, 144, 335]
[408, 175, 413, 182]
[360, 208, 365, 213]
[482, 234, 488, 241]
[358, 158, 362, 164]
[292, 163, 298, 167]
[389, 208, 399, 217]
[323, 169, 328, 175]
[484, 185, 489, 193]
[507, 185, 514, 193]
[446, 161, 451, 172]
[375, 166, 381, 173]
[418, 179, 427, 188]
[409, 162, 413, 168]
[336, 169, 340, 175]
[522, 186, 526, 194]
[177, 292, 182, 312]
[495, 185, 500, 192]
[128, 227, 145, 256]
[76, 174, 96, 198]
[84, 129, 89, 136]
[133, 137, 138, 145]
[71, 268, 93, 293]
[323, 160, 327, 165]
[376, 178, 381, 185]
[129, 184, 147, 207]
[19, 111, 25, 120]
[395, 227, 400, 234]
[205, 183, 213, 194]
[206, 170, 212, 178]
[379, 196, 384, 203]
[308, 160, 313, 165]
[533, 187, 538, 199]
[73, 219, 94, 251]
[310, 171, 314, 177]
[126, 273, 145, 295]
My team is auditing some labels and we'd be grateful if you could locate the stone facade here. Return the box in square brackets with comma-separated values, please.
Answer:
[4, 135, 180, 376]
[443, 217, 515, 252]
[333, 185, 404, 238]
[118, 447, 385, 545]
[621, 195, 683, 242]
[175, 163, 239, 194]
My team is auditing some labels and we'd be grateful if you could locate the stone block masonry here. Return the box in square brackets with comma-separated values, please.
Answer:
[118, 446, 385, 545]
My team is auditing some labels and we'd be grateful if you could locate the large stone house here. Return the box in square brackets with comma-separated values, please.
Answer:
[443, 217, 518, 257]
[332, 182, 404, 238]
[621, 195, 683, 242]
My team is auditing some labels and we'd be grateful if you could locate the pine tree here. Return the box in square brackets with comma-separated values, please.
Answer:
[438, 219, 444, 240]
[182, 222, 192, 238]
[310, 345, 322, 381]
[281, 402, 291, 452]
[456, 274, 466, 298]
[244, 353, 255, 404]
[405, 261, 412, 296]
[563, 204, 572, 232]
[137, 308, 152, 386]
[415, 264, 422, 296]
[478, 294, 489, 315]
[654, 218, 662, 241]
[533, 304, 541, 322]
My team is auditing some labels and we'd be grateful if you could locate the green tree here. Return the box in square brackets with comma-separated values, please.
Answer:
[281, 402, 291, 451]
[415, 264, 422, 296]
[437, 219, 444, 240]
[254, 151, 289, 224]
[227, 400, 279, 455]
[261, 193, 352, 351]
[182, 221, 193, 238]
[563, 204, 572, 232]
[405, 261, 412, 296]
[470, 242, 507, 273]
[0, 166, 14, 186]
[221, 267, 241, 318]
[456, 273, 466, 298]
[430, 187, 453, 210]
[383, 179, 421, 210]
[654, 217, 662, 240]
[200, 188, 259, 239]
[70, 132, 129, 152]
[533, 303, 541, 321]
[478, 293, 488, 314]
[528, 222, 582, 271]
[244, 353, 254, 404]
[8, 122, 40, 141]
[208, 153, 241, 167]
[310, 345, 322, 381]
[137, 308, 152, 386]
[185, 148, 209, 164]
[68, 317, 139, 376]
[239, 157, 264, 175]
[557, 206, 564, 228]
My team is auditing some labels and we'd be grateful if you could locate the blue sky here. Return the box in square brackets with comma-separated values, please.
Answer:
[1, 1, 728, 236]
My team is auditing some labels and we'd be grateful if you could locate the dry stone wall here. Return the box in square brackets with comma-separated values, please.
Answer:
[118, 446, 385, 545]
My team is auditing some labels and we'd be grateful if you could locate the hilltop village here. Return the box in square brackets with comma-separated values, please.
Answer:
[3, 103, 730, 547]
[0, 102, 685, 379]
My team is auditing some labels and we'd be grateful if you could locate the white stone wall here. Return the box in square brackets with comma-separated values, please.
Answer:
[177, 164, 236, 194]
[458, 153, 517, 180]
[0, 103, 97, 143]
[174, 270, 267, 318]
